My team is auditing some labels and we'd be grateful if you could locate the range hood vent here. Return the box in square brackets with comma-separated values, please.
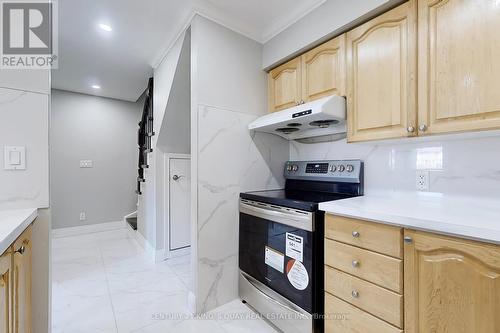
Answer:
[249, 96, 346, 142]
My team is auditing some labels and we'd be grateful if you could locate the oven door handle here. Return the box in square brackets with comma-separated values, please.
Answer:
[239, 200, 314, 232]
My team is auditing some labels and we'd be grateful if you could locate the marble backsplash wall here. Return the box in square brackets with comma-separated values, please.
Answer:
[195, 105, 289, 312]
[290, 134, 500, 198]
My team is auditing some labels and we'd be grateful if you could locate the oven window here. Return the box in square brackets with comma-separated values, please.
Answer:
[239, 212, 316, 313]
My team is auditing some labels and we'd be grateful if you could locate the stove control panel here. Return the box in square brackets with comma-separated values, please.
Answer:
[284, 160, 363, 183]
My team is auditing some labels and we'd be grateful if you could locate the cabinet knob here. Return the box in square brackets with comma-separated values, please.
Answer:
[404, 236, 413, 244]
[351, 290, 360, 299]
[419, 124, 428, 132]
[352, 260, 360, 268]
[15, 245, 25, 255]
[352, 231, 360, 238]
[407, 126, 415, 133]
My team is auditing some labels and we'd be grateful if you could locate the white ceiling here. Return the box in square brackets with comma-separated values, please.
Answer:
[52, 0, 325, 102]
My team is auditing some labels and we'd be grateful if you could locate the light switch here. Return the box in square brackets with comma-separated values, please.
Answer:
[10, 151, 21, 165]
[4, 146, 26, 170]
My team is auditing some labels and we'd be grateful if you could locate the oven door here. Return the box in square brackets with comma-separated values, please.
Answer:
[239, 199, 318, 314]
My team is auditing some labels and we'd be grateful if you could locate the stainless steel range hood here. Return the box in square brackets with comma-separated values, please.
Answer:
[249, 95, 346, 142]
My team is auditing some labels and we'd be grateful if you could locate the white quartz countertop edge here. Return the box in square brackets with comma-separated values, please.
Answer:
[0, 208, 38, 255]
[319, 193, 500, 245]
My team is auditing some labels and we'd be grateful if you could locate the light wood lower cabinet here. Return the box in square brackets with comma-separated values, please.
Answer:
[325, 293, 403, 333]
[0, 251, 12, 333]
[325, 239, 403, 293]
[404, 230, 500, 333]
[325, 214, 500, 333]
[0, 226, 32, 333]
[12, 227, 32, 333]
[326, 267, 403, 328]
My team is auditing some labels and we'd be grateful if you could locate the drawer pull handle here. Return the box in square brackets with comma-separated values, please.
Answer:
[351, 290, 360, 299]
[352, 231, 360, 238]
[15, 246, 25, 255]
[404, 236, 413, 244]
[352, 260, 360, 268]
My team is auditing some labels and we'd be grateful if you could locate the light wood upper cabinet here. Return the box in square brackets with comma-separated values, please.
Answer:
[301, 35, 346, 103]
[0, 250, 12, 333]
[418, 0, 500, 135]
[404, 230, 500, 333]
[268, 57, 302, 112]
[346, 1, 417, 142]
[268, 34, 346, 112]
[12, 226, 32, 333]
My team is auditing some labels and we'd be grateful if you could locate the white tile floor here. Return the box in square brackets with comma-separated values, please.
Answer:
[52, 228, 277, 333]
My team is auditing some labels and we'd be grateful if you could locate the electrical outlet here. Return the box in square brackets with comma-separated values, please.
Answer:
[79, 211, 86, 221]
[416, 170, 430, 191]
[80, 160, 93, 168]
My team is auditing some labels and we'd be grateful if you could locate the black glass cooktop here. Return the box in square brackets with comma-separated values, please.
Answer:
[240, 189, 354, 212]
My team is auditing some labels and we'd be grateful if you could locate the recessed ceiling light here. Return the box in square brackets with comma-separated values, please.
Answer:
[98, 23, 112, 32]
[91, 85, 101, 89]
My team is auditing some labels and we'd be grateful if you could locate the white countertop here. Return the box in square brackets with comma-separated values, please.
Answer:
[319, 191, 500, 245]
[0, 208, 38, 255]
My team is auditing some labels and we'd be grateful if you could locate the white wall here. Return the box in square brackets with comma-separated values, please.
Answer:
[0, 89, 49, 209]
[157, 29, 191, 155]
[262, 0, 402, 69]
[191, 15, 289, 313]
[137, 31, 186, 249]
[50, 90, 141, 229]
[0, 69, 51, 332]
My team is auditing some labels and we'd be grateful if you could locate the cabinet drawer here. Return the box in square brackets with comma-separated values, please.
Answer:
[326, 214, 403, 258]
[325, 267, 403, 328]
[325, 239, 403, 293]
[325, 293, 403, 333]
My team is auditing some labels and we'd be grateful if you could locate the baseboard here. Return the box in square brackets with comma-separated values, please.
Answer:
[52, 221, 126, 238]
[129, 227, 157, 262]
[166, 246, 191, 259]
[188, 291, 196, 314]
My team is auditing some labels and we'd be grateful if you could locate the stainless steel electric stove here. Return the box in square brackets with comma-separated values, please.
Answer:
[239, 160, 364, 333]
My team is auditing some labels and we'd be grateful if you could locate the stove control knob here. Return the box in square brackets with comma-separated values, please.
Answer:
[286, 165, 293, 171]
[292, 165, 299, 172]
[338, 165, 346, 172]
[330, 165, 337, 172]
[346, 165, 354, 173]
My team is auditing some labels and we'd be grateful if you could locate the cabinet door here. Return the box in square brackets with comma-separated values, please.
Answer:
[12, 226, 32, 333]
[404, 230, 500, 333]
[0, 250, 11, 333]
[302, 35, 346, 102]
[418, 0, 500, 135]
[346, 1, 417, 142]
[268, 57, 302, 112]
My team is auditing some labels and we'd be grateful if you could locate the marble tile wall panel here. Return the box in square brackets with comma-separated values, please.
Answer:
[195, 105, 288, 312]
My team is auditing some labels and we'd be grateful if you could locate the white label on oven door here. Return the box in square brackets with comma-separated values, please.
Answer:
[265, 246, 284, 273]
[286, 233, 303, 262]
[286, 259, 309, 290]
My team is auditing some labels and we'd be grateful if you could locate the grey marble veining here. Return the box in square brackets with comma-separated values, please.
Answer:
[195, 104, 288, 313]
[291, 135, 500, 197]
[0, 88, 49, 210]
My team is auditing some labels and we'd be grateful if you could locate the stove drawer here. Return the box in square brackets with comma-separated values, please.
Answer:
[325, 239, 402, 293]
[325, 293, 402, 333]
[325, 214, 403, 258]
[325, 267, 403, 328]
